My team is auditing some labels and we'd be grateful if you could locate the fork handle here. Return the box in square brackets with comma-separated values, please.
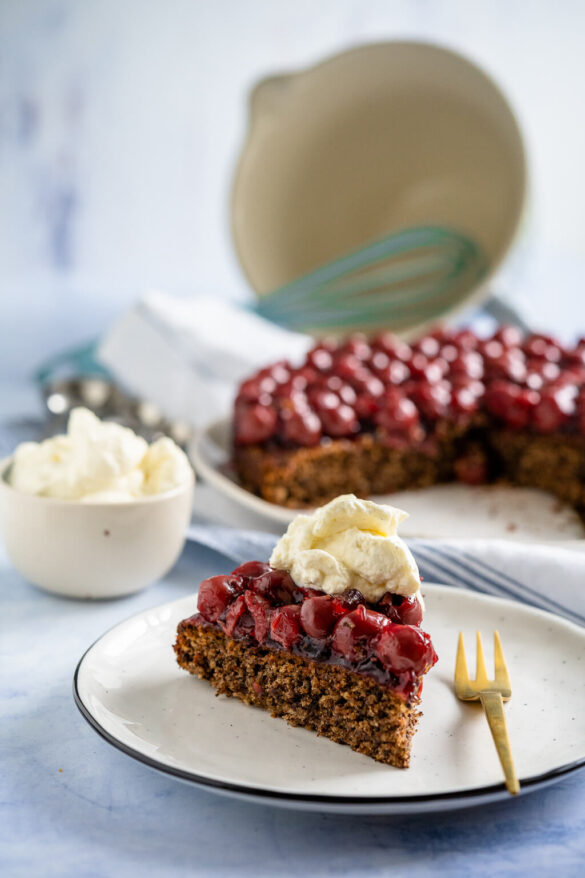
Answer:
[480, 691, 520, 795]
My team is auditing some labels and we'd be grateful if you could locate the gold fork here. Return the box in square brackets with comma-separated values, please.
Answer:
[455, 631, 520, 795]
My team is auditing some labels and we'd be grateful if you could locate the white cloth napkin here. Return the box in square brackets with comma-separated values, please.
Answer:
[187, 522, 585, 628]
[97, 291, 311, 427]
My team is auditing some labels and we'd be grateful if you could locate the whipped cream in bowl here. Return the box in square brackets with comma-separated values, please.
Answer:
[0, 409, 194, 598]
[270, 494, 422, 605]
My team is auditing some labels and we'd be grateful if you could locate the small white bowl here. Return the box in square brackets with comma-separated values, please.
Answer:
[0, 457, 194, 599]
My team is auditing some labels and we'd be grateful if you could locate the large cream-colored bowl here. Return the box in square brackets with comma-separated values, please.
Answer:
[232, 41, 527, 331]
[0, 458, 194, 599]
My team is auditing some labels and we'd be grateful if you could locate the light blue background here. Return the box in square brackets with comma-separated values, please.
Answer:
[2, 0, 585, 382]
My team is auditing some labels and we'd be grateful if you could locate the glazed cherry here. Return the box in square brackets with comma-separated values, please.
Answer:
[449, 351, 484, 380]
[198, 574, 244, 623]
[408, 352, 430, 378]
[244, 591, 272, 643]
[485, 350, 527, 384]
[274, 372, 310, 397]
[222, 594, 246, 636]
[307, 346, 334, 372]
[377, 625, 438, 676]
[270, 605, 303, 648]
[378, 593, 423, 626]
[232, 561, 271, 580]
[312, 391, 359, 437]
[253, 569, 297, 604]
[234, 402, 278, 444]
[334, 352, 364, 383]
[300, 595, 347, 638]
[484, 381, 539, 428]
[373, 333, 412, 361]
[331, 605, 390, 662]
[281, 407, 322, 446]
[237, 374, 277, 402]
[344, 335, 372, 360]
[340, 588, 366, 610]
[355, 391, 383, 419]
[524, 334, 562, 362]
[322, 375, 358, 406]
[376, 390, 420, 432]
[415, 336, 441, 358]
[493, 325, 523, 348]
[451, 386, 480, 415]
[370, 350, 390, 374]
[440, 343, 459, 363]
[410, 381, 451, 420]
[532, 387, 577, 433]
[452, 329, 478, 350]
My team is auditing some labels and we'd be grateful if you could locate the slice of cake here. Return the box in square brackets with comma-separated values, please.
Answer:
[174, 495, 438, 768]
[232, 327, 585, 516]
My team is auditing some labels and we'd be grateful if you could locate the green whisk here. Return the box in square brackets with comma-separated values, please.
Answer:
[253, 225, 488, 334]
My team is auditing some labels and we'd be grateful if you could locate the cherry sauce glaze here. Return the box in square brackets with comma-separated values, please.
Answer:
[187, 562, 438, 703]
[233, 329, 585, 474]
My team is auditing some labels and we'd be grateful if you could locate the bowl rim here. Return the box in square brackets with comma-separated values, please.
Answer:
[0, 456, 194, 508]
[231, 38, 529, 337]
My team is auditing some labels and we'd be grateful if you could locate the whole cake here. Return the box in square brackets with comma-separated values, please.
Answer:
[232, 327, 585, 514]
[174, 495, 438, 768]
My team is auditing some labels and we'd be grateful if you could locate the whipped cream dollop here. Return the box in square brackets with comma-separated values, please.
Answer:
[269, 494, 421, 602]
[9, 407, 193, 502]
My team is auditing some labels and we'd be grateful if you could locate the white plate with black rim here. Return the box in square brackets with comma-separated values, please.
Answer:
[74, 584, 585, 814]
[188, 418, 585, 543]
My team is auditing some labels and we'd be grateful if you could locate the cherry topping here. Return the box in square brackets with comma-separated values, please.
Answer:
[270, 605, 303, 648]
[237, 374, 277, 401]
[244, 591, 272, 643]
[312, 391, 359, 437]
[232, 561, 271, 580]
[375, 392, 420, 433]
[373, 333, 412, 361]
[378, 593, 423, 626]
[449, 351, 484, 380]
[493, 325, 523, 348]
[524, 334, 562, 362]
[300, 595, 347, 639]
[410, 381, 451, 420]
[307, 346, 334, 372]
[222, 594, 246, 636]
[281, 407, 322, 446]
[321, 375, 358, 406]
[532, 386, 577, 433]
[253, 569, 297, 604]
[330, 605, 390, 662]
[340, 588, 366, 610]
[344, 335, 372, 360]
[197, 575, 244, 622]
[377, 625, 438, 676]
[484, 381, 540, 428]
[452, 329, 478, 350]
[234, 402, 278, 444]
[416, 336, 441, 358]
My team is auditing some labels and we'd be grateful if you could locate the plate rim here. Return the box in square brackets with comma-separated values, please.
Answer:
[188, 416, 585, 543]
[73, 588, 585, 810]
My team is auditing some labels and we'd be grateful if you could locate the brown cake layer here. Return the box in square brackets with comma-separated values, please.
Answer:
[175, 623, 420, 768]
[235, 428, 585, 516]
[234, 431, 460, 507]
